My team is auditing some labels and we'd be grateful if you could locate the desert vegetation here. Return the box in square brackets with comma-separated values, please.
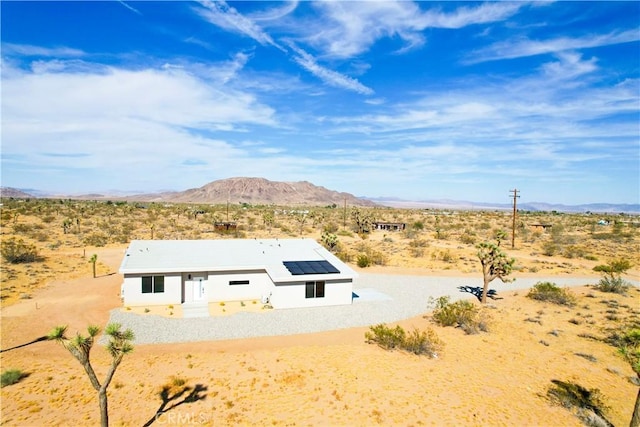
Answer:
[1, 197, 638, 306]
[1, 196, 639, 425]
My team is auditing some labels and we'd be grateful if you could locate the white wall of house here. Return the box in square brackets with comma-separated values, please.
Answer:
[206, 270, 273, 303]
[121, 273, 182, 306]
[122, 272, 353, 309]
[271, 279, 353, 309]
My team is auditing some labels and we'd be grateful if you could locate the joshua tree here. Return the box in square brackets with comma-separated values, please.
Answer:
[476, 241, 515, 303]
[47, 323, 134, 427]
[351, 207, 373, 234]
[321, 231, 339, 252]
[89, 254, 98, 278]
[617, 328, 640, 427]
[593, 259, 632, 293]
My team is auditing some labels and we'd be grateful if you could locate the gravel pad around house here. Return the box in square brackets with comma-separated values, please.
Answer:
[107, 274, 629, 345]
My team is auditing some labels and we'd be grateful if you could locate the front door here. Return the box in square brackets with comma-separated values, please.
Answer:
[192, 277, 205, 301]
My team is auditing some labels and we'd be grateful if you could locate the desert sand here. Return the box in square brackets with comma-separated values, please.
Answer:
[1, 245, 638, 426]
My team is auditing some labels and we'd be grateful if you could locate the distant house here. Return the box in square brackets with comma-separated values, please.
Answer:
[372, 222, 406, 231]
[530, 223, 553, 230]
[119, 239, 357, 310]
[213, 222, 237, 232]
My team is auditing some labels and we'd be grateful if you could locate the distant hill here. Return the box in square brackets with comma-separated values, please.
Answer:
[129, 177, 377, 207]
[0, 187, 35, 199]
[369, 197, 640, 214]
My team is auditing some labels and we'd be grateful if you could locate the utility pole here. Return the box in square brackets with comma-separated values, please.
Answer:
[343, 197, 347, 229]
[510, 189, 520, 249]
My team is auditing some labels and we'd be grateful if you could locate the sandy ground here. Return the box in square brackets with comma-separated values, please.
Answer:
[1, 247, 638, 426]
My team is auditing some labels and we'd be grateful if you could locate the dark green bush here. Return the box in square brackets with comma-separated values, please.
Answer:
[365, 324, 405, 350]
[357, 254, 371, 268]
[527, 282, 576, 306]
[365, 324, 443, 357]
[431, 296, 489, 334]
[1, 238, 40, 264]
[594, 276, 629, 294]
[1, 369, 27, 387]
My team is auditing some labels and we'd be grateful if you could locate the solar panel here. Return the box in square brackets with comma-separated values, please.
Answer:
[283, 260, 340, 275]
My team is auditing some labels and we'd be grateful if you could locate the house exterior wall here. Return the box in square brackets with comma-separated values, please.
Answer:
[271, 279, 353, 309]
[205, 270, 273, 303]
[121, 273, 182, 306]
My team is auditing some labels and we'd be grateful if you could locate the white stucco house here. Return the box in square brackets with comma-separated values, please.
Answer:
[119, 238, 357, 310]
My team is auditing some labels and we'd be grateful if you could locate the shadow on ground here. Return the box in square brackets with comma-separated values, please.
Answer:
[143, 380, 208, 427]
[458, 286, 503, 302]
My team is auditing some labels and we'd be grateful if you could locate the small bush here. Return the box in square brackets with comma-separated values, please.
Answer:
[430, 296, 488, 334]
[365, 324, 405, 350]
[357, 254, 371, 268]
[594, 276, 629, 294]
[365, 324, 443, 357]
[527, 282, 576, 306]
[1, 238, 40, 264]
[402, 328, 444, 356]
[1, 369, 27, 387]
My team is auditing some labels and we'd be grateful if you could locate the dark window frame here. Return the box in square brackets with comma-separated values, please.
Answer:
[305, 281, 325, 299]
[229, 280, 250, 285]
[141, 275, 164, 293]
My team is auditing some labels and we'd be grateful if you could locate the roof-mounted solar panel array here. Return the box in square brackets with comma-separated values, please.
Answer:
[283, 260, 340, 275]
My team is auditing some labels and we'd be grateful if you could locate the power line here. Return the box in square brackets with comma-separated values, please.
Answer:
[510, 189, 520, 249]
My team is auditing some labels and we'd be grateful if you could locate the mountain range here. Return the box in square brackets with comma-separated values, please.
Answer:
[1, 177, 638, 213]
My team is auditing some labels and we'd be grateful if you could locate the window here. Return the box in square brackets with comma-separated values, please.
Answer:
[305, 281, 325, 299]
[141, 276, 164, 293]
[229, 280, 250, 285]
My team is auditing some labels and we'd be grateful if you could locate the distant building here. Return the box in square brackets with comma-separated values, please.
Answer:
[372, 222, 406, 231]
[119, 239, 357, 313]
[214, 221, 237, 232]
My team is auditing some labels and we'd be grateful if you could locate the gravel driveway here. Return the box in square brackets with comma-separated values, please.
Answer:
[107, 274, 631, 345]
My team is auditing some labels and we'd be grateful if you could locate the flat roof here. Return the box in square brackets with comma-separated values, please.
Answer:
[119, 238, 357, 282]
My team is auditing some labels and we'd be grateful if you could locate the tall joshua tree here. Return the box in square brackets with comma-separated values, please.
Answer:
[89, 254, 98, 278]
[48, 323, 134, 427]
[476, 241, 515, 303]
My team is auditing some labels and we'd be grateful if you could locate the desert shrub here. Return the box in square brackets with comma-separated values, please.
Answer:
[594, 277, 629, 294]
[527, 282, 576, 306]
[335, 249, 353, 263]
[365, 324, 405, 350]
[357, 254, 371, 268]
[541, 240, 559, 256]
[546, 380, 611, 427]
[13, 223, 33, 234]
[430, 296, 489, 334]
[323, 222, 339, 233]
[459, 230, 476, 245]
[1, 369, 27, 387]
[402, 327, 444, 356]
[1, 238, 40, 264]
[563, 245, 586, 259]
[365, 324, 442, 357]
[83, 232, 109, 247]
[355, 244, 387, 266]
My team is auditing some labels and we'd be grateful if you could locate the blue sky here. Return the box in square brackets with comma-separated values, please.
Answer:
[2, 1, 639, 205]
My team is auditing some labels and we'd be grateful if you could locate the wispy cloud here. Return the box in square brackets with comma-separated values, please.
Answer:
[421, 2, 524, 29]
[465, 28, 640, 64]
[304, 1, 523, 58]
[117, 0, 142, 16]
[2, 43, 85, 57]
[195, 0, 285, 52]
[249, 1, 298, 22]
[287, 43, 374, 95]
